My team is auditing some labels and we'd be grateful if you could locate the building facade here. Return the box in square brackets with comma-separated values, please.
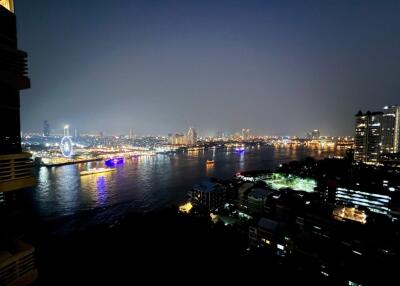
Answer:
[186, 127, 197, 146]
[241, 128, 250, 140]
[0, 2, 38, 285]
[43, 120, 50, 137]
[381, 105, 400, 154]
[0, 0, 35, 192]
[355, 107, 400, 163]
[190, 181, 226, 211]
[354, 111, 383, 163]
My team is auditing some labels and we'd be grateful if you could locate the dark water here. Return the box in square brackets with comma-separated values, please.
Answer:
[31, 146, 343, 222]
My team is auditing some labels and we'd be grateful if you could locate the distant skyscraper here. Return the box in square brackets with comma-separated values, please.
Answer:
[43, 120, 50, 137]
[74, 128, 78, 138]
[311, 129, 320, 139]
[354, 111, 383, 163]
[63, 125, 70, 137]
[129, 128, 134, 139]
[241, 128, 250, 140]
[381, 105, 400, 153]
[187, 127, 197, 146]
[172, 134, 185, 145]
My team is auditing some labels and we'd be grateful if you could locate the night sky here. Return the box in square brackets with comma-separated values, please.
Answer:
[15, 0, 400, 136]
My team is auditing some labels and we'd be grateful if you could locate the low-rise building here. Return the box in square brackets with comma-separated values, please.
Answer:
[247, 188, 274, 215]
[190, 181, 226, 211]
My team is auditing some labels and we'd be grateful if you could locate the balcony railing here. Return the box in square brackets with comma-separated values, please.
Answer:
[0, 241, 38, 286]
[0, 45, 30, 90]
[0, 152, 35, 192]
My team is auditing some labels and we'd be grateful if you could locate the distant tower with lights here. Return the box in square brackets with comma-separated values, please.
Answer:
[43, 120, 50, 137]
[129, 128, 134, 139]
[241, 128, 250, 140]
[187, 127, 197, 146]
[311, 129, 320, 139]
[354, 111, 383, 163]
[63, 125, 70, 137]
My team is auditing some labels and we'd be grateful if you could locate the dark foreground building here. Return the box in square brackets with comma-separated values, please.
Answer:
[0, 1, 37, 285]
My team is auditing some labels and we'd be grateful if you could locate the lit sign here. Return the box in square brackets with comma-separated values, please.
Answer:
[60, 136, 73, 157]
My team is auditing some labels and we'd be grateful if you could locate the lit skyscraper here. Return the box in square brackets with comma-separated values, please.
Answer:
[172, 133, 185, 145]
[241, 128, 250, 140]
[354, 111, 383, 163]
[43, 120, 50, 137]
[381, 105, 400, 154]
[129, 128, 134, 139]
[187, 127, 197, 146]
[63, 124, 70, 137]
[311, 129, 320, 139]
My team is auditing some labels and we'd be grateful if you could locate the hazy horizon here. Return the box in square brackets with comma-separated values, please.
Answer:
[16, 0, 400, 136]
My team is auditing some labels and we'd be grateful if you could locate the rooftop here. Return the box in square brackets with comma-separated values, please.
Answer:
[248, 188, 274, 199]
[258, 217, 279, 232]
[193, 181, 220, 193]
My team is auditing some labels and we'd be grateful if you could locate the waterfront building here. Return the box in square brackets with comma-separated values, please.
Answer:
[170, 133, 186, 145]
[305, 129, 320, 139]
[0, 1, 38, 285]
[187, 127, 197, 146]
[312, 129, 320, 139]
[241, 128, 250, 140]
[190, 181, 226, 211]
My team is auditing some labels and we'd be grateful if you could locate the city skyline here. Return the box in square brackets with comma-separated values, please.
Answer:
[15, 0, 400, 136]
[3, 2, 400, 285]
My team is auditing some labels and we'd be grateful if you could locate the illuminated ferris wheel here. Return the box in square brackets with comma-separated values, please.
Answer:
[60, 125, 73, 157]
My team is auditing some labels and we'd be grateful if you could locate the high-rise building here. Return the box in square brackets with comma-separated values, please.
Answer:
[171, 134, 185, 145]
[0, 2, 38, 285]
[242, 128, 251, 140]
[0, 0, 35, 192]
[129, 128, 134, 140]
[381, 105, 400, 154]
[63, 124, 70, 137]
[311, 129, 320, 139]
[43, 120, 50, 137]
[354, 111, 383, 163]
[187, 127, 197, 146]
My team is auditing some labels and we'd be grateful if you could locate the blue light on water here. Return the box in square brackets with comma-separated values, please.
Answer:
[96, 175, 107, 205]
[105, 157, 124, 167]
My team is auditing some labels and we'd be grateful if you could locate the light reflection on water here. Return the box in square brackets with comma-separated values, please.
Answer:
[32, 146, 344, 219]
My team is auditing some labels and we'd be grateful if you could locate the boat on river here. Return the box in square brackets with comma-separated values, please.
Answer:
[80, 168, 115, 176]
